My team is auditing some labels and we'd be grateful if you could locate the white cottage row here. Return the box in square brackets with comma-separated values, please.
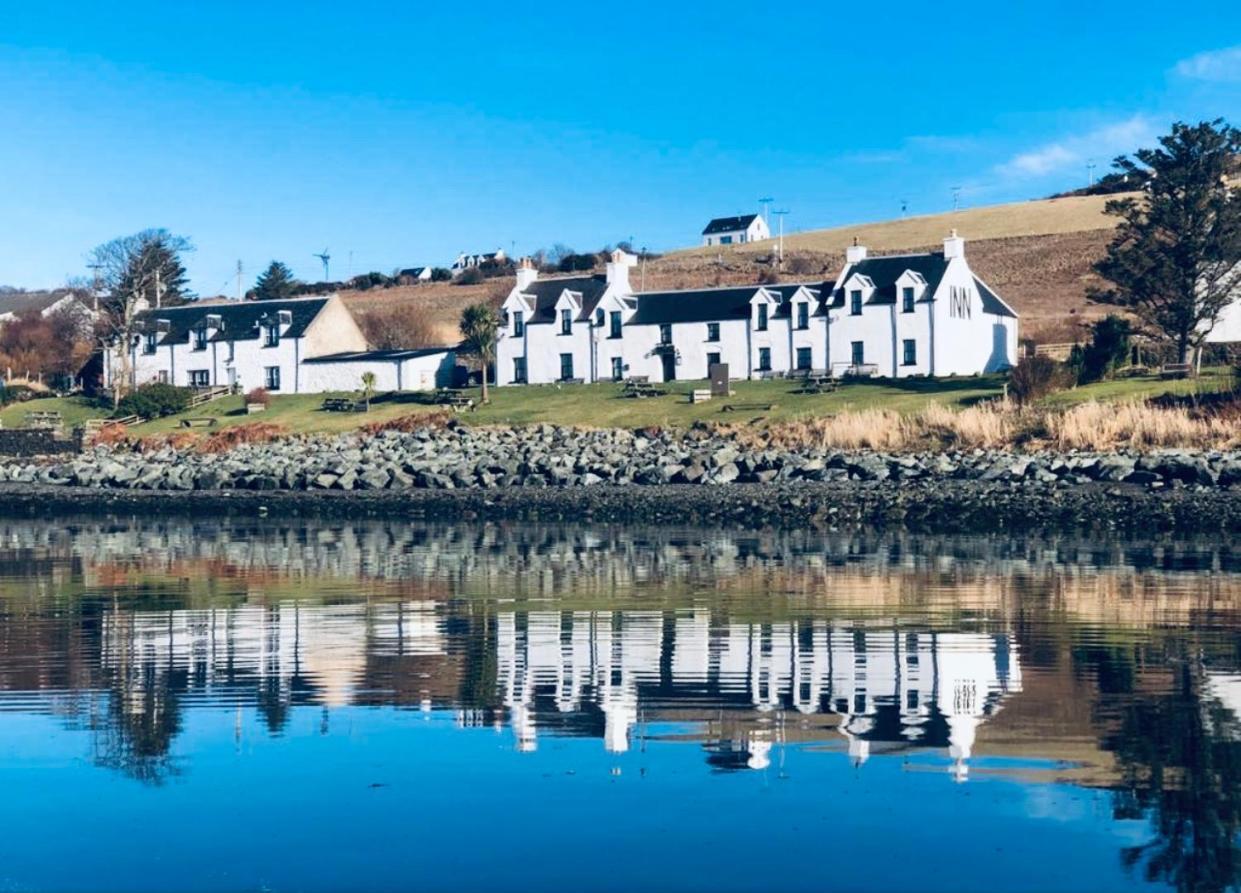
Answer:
[117, 295, 457, 394]
[496, 233, 1019, 386]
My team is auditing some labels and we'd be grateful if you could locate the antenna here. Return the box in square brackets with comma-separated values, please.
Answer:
[758, 196, 774, 223]
[772, 209, 789, 263]
[235, 260, 243, 301]
[640, 246, 647, 292]
[951, 186, 962, 212]
[314, 249, 331, 281]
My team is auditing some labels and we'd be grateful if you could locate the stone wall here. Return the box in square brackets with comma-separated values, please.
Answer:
[0, 428, 82, 457]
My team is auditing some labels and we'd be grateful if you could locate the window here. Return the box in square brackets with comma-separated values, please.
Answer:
[720, 235, 733, 245]
[513, 310, 524, 337]
[226, 342, 235, 362]
[796, 347, 812, 370]
[143, 333, 157, 355]
[188, 370, 210, 388]
[513, 357, 527, 383]
[265, 366, 281, 391]
[758, 347, 771, 371]
[193, 328, 207, 351]
[851, 341, 864, 366]
[950, 285, 972, 319]
[796, 302, 809, 330]
[706, 322, 720, 342]
[611, 357, 623, 381]
[156, 371, 169, 384]
[560, 309, 572, 335]
[559, 353, 574, 381]
[902, 286, 915, 313]
[595, 308, 604, 327]
[707, 352, 721, 372]
[264, 325, 280, 347]
[610, 311, 622, 339]
[850, 289, 863, 316]
[756, 304, 768, 331]
[903, 339, 917, 366]
[659, 323, 672, 345]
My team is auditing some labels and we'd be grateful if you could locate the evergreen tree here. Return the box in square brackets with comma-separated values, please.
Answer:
[253, 260, 298, 301]
[1093, 119, 1241, 364]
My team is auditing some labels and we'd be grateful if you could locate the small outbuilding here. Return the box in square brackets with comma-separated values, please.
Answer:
[300, 347, 458, 393]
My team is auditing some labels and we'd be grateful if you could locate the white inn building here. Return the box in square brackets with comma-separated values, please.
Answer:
[497, 233, 1018, 386]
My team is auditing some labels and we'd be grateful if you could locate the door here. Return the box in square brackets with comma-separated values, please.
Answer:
[851, 341, 864, 367]
[660, 351, 676, 382]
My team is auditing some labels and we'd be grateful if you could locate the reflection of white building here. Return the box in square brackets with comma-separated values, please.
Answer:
[493, 610, 1022, 776]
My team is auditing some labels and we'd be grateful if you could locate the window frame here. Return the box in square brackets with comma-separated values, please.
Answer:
[513, 310, 524, 337]
[609, 311, 623, 339]
[850, 341, 864, 366]
[188, 369, 210, 388]
[706, 322, 720, 342]
[559, 352, 574, 381]
[796, 347, 812, 370]
[513, 356, 527, 384]
[796, 302, 809, 330]
[264, 365, 281, 391]
[756, 304, 768, 331]
[193, 328, 208, 351]
[611, 357, 623, 381]
[143, 333, 157, 355]
[850, 290, 863, 316]
[560, 308, 572, 335]
[757, 347, 771, 371]
[902, 338, 917, 366]
[902, 286, 916, 314]
[659, 323, 672, 345]
[263, 325, 280, 348]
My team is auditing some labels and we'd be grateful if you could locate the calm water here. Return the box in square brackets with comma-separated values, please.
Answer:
[0, 519, 1239, 893]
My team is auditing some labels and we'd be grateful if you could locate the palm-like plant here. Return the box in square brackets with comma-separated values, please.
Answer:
[459, 303, 498, 404]
[360, 371, 376, 410]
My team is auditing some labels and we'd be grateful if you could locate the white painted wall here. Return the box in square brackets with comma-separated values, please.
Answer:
[301, 352, 456, 392]
[703, 216, 771, 247]
[1206, 292, 1241, 344]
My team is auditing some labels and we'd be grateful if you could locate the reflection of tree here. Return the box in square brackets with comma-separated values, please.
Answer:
[91, 666, 183, 785]
[1103, 658, 1241, 893]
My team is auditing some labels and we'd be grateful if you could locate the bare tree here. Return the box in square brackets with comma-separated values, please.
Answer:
[87, 230, 193, 405]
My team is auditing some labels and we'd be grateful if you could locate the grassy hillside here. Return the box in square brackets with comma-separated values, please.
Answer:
[340, 193, 1131, 345]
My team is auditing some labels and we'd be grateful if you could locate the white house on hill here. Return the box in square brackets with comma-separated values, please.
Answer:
[702, 214, 770, 247]
[452, 249, 506, 276]
[120, 295, 456, 394]
[496, 233, 1017, 386]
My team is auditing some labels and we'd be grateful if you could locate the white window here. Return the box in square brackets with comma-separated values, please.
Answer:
[265, 366, 281, 390]
[188, 370, 210, 387]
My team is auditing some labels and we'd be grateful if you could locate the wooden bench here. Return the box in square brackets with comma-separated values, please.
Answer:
[180, 417, 218, 428]
[721, 402, 776, 413]
[689, 389, 712, 404]
[795, 375, 837, 394]
[1159, 363, 1193, 380]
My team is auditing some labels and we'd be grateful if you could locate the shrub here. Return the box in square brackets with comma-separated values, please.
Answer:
[430, 267, 452, 282]
[1074, 315, 1132, 384]
[456, 267, 484, 285]
[1008, 356, 1069, 405]
[755, 267, 779, 285]
[784, 255, 819, 276]
[86, 421, 132, 447]
[245, 387, 271, 408]
[357, 304, 440, 349]
[200, 422, 289, 453]
[359, 411, 455, 436]
[115, 383, 192, 419]
[0, 383, 37, 406]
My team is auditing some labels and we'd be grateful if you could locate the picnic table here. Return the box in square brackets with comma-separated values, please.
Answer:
[180, 417, 218, 428]
[621, 377, 664, 399]
[434, 389, 475, 411]
[1159, 363, 1193, 380]
[322, 397, 368, 412]
[23, 410, 63, 428]
[794, 373, 837, 394]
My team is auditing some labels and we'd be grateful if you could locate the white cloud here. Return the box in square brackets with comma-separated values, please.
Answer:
[994, 116, 1158, 181]
[1174, 45, 1241, 82]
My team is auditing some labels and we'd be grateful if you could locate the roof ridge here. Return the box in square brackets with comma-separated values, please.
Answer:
[634, 279, 827, 297]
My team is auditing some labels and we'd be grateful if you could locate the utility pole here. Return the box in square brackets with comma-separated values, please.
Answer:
[1086, 160, 1097, 188]
[640, 246, 647, 293]
[772, 209, 789, 263]
[758, 196, 773, 225]
[235, 260, 243, 301]
[951, 186, 962, 212]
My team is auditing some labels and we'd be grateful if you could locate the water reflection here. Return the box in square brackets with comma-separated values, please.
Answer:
[1, 517, 1239, 892]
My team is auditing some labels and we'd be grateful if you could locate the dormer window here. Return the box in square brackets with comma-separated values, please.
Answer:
[143, 333, 157, 355]
[756, 304, 768, 331]
[560, 309, 572, 335]
[659, 323, 672, 345]
[264, 324, 280, 347]
[850, 290, 863, 315]
[205, 314, 222, 329]
[595, 308, 604, 327]
[796, 302, 809, 330]
[277, 310, 292, 326]
[902, 287, 916, 313]
[193, 328, 208, 351]
[513, 310, 524, 337]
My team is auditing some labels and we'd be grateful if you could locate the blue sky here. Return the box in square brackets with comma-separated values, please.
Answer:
[1, 0, 1239, 294]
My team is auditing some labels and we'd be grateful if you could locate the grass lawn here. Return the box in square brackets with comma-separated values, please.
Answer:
[1, 367, 1233, 438]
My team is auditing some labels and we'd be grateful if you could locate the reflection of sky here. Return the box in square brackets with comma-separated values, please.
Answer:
[0, 707, 1168, 893]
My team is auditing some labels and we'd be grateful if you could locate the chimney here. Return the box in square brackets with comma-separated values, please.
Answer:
[845, 237, 868, 264]
[606, 249, 636, 292]
[943, 229, 965, 259]
[515, 257, 538, 291]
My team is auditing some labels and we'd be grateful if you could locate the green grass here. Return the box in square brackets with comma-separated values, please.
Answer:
[0, 395, 110, 430]
[1, 367, 1233, 438]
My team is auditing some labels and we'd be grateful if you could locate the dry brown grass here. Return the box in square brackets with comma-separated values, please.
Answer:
[358, 410, 456, 436]
[741, 398, 1241, 452]
[200, 422, 290, 453]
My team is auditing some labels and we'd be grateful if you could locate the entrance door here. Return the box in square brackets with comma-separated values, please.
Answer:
[660, 351, 676, 382]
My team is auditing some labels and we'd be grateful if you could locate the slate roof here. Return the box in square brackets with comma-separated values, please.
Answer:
[516, 275, 609, 324]
[135, 297, 331, 345]
[829, 253, 951, 308]
[702, 214, 759, 235]
[303, 347, 454, 364]
[973, 277, 1018, 318]
[628, 282, 831, 326]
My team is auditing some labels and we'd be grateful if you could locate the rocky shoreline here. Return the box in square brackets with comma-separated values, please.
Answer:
[0, 424, 1239, 533]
